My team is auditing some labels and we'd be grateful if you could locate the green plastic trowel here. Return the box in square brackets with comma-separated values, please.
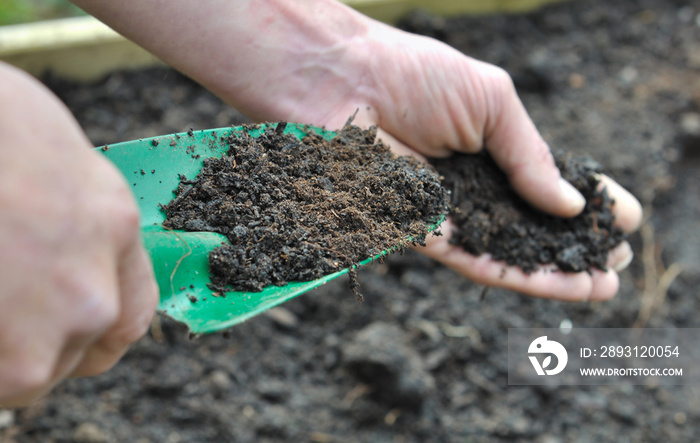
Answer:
[99, 123, 442, 334]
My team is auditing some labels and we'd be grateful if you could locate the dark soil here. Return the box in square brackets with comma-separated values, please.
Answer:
[432, 151, 624, 273]
[6, 0, 700, 442]
[163, 122, 449, 292]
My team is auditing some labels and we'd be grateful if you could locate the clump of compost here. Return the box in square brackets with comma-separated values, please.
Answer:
[163, 122, 450, 292]
[431, 151, 625, 274]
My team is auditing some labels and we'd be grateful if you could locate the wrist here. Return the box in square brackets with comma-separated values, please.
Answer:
[70, 0, 385, 126]
[220, 0, 380, 124]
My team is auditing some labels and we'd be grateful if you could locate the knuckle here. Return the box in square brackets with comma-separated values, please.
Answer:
[80, 294, 120, 335]
[0, 356, 53, 396]
[532, 140, 556, 166]
[485, 65, 516, 95]
[110, 180, 141, 227]
[113, 326, 147, 350]
[112, 308, 154, 347]
[107, 191, 141, 244]
[56, 273, 120, 334]
[88, 159, 142, 242]
[93, 327, 146, 362]
[115, 200, 141, 234]
[89, 295, 121, 332]
[74, 355, 120, 378]
[144, 278, 160, 315]
[98, 293, 157, 354]
[508, 140, 556, 182]
[477, 64, 518, 137]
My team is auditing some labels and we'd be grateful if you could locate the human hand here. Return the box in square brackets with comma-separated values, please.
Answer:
[0, 63, 158, 407]
[342, 25, 642, 300]
[225, 10, 642, 300]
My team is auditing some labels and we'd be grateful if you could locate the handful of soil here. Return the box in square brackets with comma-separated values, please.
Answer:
[163, 123, 450, 292]
[431, 151, 625, 274]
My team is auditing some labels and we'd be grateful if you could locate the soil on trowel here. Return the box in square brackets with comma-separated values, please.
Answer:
[431, 151, 625, 273]
[163, 121, 450, 292]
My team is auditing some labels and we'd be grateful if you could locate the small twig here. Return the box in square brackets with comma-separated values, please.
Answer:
[168, 179, 200, 208]
[164, 227, 193, 297]
[634, 212, 659, 328]
[633, 206, 683, 328]
[591, 212, 600, 233]
[479, 286, 490, 302]
[465, 366, 499, 394]
[437, 321, 484, 351]
[275, 121, 288, 135]
[341, 384, 372, 409]
[343, 108, 360, 128]
[384, 408, 401, 426]
[348, 266, 363, 302]
[656, 263, 684, 308]
[150, 315, 164, 343]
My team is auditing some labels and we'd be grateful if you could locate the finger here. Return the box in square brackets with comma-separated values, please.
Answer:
[597, 174, 643, 233]
[70, 239, 158, 377]
[376, 127, 427, 160]
[489, 260, 593, 301]
[588, 268, 620, 301]
[421, 219, 595, 301]
[607, 241, 634, 273]
[0, 337, 59, 407]
[0, 277, 116, 407]
[0, 365, 53, 408]
[48, 336, 94, 389]
[481, 70, 586, 218]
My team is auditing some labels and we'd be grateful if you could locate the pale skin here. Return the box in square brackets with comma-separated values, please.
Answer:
[0, 0, 642, 406]
[0, 63, 158, 407]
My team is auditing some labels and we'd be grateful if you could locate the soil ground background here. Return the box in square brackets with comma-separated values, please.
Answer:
[3, 0, 700, 441]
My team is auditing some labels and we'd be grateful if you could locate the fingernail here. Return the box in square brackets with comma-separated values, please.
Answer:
[613, 242, 634, 272]
[559, 178, 586, 212]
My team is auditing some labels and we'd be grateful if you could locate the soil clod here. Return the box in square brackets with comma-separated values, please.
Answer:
[431, 150, 625, 274]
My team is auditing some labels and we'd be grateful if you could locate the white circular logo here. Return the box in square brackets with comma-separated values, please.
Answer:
[528, 336, 568, 376]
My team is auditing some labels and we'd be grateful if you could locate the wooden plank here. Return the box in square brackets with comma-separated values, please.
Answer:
[346, 0, 565, 23]
[0, 0, 565, 81]
[0, 17, 161, 81]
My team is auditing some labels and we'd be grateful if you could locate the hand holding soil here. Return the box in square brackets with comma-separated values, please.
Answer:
[0, 63, 158, 407]
[73, 0, 642, 300]
[287, 22, 643, 300]
[429, 152, 641, 301]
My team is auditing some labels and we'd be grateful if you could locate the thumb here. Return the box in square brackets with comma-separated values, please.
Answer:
[482, 69, 585, 217]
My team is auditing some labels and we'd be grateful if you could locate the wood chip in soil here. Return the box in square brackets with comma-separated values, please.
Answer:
[163, 122, 450, 292]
